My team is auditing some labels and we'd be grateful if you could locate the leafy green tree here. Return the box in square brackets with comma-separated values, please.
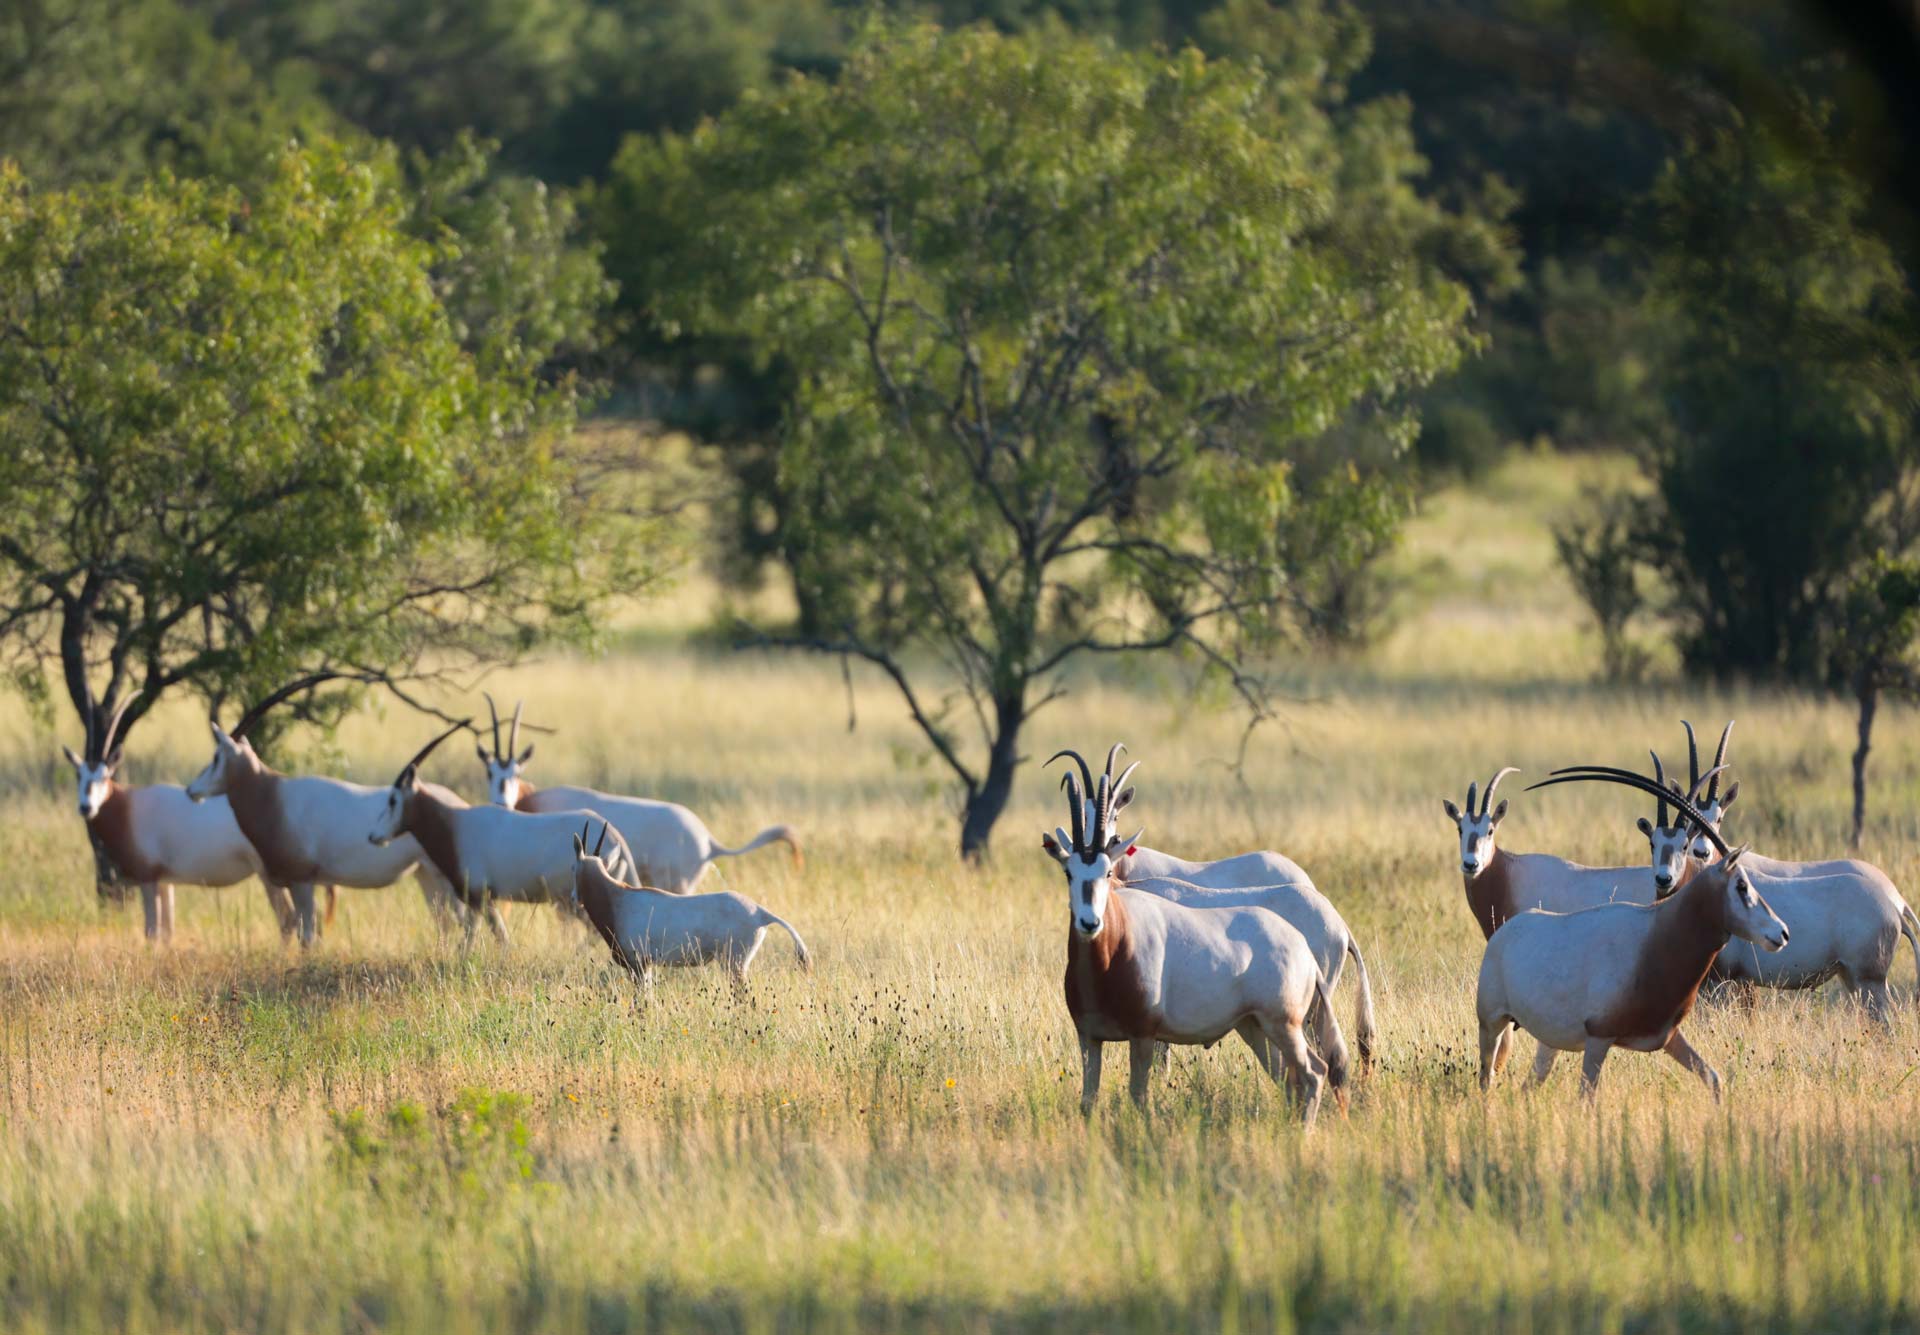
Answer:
[606, 19, 1483, 856]
[1637, 108, 1920, 679]
[0, 142, 598, 755]
[1833, 555, 1920, 848]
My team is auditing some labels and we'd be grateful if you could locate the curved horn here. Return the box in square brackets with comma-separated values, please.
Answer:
[1649, 751, 1670, 828]
[100, 689, 142, 760]
[593, 821, 610, 859]
[1103, 742, 1127, 785]
[1047, 750, 1098, 809]
[232, 672, 360, 741]
[1681, 720, 1700, 794]
[1709, 721, 1734, 801]
[1465, 780, 1479, 818]
[483, 691, 502, 759]
[394, 718, 473, 784]
[1531, 769, 1731, 858]
[1060, 769, 1088, 854]
[1480, 767, 1519, 817]
[509, 699, 523, 759]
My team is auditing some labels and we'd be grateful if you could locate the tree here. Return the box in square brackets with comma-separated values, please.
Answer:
[1833, 555, 1920, 848]
[605, 19, 1484, 856]
[0, 141, 599, 757]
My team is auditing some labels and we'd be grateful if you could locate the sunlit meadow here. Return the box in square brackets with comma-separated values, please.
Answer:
[0, 454, 1916, 1332]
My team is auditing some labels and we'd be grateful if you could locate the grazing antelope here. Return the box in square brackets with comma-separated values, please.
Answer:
[1574, 722, 1920, 1022]
[368, 723, 642, 948]
[475, 695, 801, 892]
[59, 690, 304, 942]
[1043, 745, 1378, 1070]
[1479, 769, 1789, 1101]
[1047, 751, 1347, 1123]
[566, 821, 810, 989]
[185, 708, 474, 948]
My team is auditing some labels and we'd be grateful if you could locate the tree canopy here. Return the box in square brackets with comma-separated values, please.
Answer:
[0, 141, 597, 752]
[604, 18, 1487, 854]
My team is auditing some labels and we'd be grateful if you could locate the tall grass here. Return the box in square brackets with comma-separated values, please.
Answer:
[0, 454, 1915, 1332]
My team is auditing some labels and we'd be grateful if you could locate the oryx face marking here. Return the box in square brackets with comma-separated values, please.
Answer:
[65, 751, 114, 820]
[1066, 851, 1115, 937]
[1638, 817, 1693, 895]
[185, 726, 250, 802]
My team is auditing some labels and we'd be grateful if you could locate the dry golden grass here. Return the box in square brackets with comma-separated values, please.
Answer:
[0, 453, 1916, 1332]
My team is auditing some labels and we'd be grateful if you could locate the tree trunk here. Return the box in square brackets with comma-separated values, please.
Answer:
[1852, 676, 1877, 850]
[958, 697, 1025, 862]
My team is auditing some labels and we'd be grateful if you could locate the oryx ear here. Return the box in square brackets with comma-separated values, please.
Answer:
[398, 764, 419, 790]
[1441, 799, 1462, 823]
[1720, 780, 1739, 809]
[61, 745, 82, 768]
[1490, 800, 1509, 824]
[1636, 817, 1654, 838]
[1725, 844, 1749, 868]
[475, 741, 490, 765]
[106, 745, 123, 770]
[1112, 786, 1134, 814]
[1044, 829, 1072, 865]
[1120, 827, 1144, 855]
[518, 743, 534, 764]
[572, 833, 585, 859]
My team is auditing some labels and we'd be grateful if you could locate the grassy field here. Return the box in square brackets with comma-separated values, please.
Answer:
[1, 453, 1917, 1333]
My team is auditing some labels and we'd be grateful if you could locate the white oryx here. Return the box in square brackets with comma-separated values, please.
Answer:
[368, 722, 641, 948]
[1046, 749, 1347, 1123]
[60, 690, 306, 942]
[1043, 744, 1378, 1070]
[1480, 769, 1789, 1100]
[1580, 721, 1920, 1022]
[475, 695, 801, 892]
[566, 821, 810, 988]
[185, 705, 473, 948]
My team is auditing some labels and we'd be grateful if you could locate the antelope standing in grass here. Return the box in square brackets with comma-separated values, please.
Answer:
[1047, 750, 1347, 1123]
[475, 696, 800, 892]
[185, 704, 474, 948]
[1579, 721, 1920, 1022]
[368, 723, 641, 948]
[1044, 745, 1378, 1071]
[565, 821, 811, 990]
[1478, 769, 1789, 1101]
[60, 690, 306, 942]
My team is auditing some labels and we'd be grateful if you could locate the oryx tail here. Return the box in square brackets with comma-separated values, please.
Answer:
[758, 907, 812, 971]
[1308, 973, 1350, 1098]
[1345, 936, 1377, 1073]
[712, 824, 803, 870]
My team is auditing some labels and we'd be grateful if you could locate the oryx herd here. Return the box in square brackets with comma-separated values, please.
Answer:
[50, 687, 1920, 1124]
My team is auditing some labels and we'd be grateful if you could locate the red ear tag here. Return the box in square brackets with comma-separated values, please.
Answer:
[1126, 845, 1137, 856]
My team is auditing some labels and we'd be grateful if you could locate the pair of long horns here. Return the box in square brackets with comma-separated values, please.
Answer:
[483, 692, 524, 760]
[574, 819, 611, 860]
[1049, 743, 1140, 855]
[1683, 720, 1734, 804]
[393, 718, 474, 785]
[227, 671, 373, 742]
[1648, 747, 1723, 828]
[1528, 766, 1732, 859]
[86, 689, 141, 764]
[1464, 766, 1519, 820]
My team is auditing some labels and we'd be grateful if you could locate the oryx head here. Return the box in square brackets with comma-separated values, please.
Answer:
[1442, 767, 1517, 877]
[475, 692, 535, 807]
[1635, 750, 1699, 895]
[1530, 765, 1785, 952]
[62, 690, 140, 820]
[1680, 720, 1739, 862]
[1041, 744, 1142, 939]
[369, 719, 470, 845]
[186, 721, 261, 802]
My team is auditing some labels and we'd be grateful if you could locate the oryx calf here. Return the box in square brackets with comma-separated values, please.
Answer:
[1048, 752, 1346, 1123]
[475, 695, 800, 892]
[566, 822, 811, 988]
[368, 723, 640, 947]
[1481, 770, 1789, 1100]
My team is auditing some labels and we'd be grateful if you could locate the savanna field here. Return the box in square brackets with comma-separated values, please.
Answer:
[2, 455, 1917, 1334]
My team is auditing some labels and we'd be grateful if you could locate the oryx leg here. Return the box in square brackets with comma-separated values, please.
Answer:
[1579, 1037, 1614, 1100]
[1661, 1029, 1722, 1102]
[1855, 976, 1896, 1027]
[1529, 1040, 1558, 1088]
[1477, 1019, 1514, 1093]
[289, 883, 319, 948]
[1491, 1024, 1518, 1076]
[263, 883, 298, 940]
[157, 883, 175, 942]
[1127, 1037, 1157, 1113]
[139, 882, 161, 941]
[1078, 1037, 1103, 1117]
[1256, 1014, 1323, 1125]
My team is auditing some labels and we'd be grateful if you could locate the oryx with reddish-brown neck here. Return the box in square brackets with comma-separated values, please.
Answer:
[474, 694, 800, 893]
[1047, 750, 1346, 1123]
[185, 697, 472, 947]
[1478, 769, 1789, 1101]
[369, 722, 640, 948]
[59, 690, 299, 942]
[1043, 744, 1377, 1071]
[1578, 721, 1920, 1022]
